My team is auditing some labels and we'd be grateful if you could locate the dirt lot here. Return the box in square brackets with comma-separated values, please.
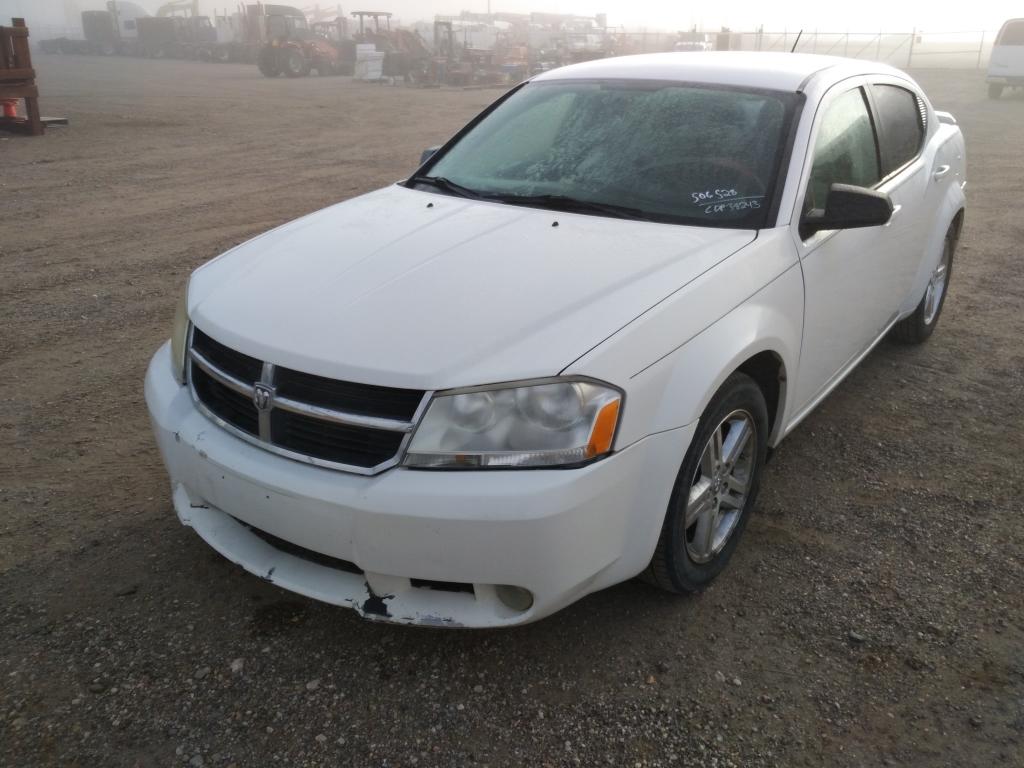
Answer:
[1, 56, 1022, 768]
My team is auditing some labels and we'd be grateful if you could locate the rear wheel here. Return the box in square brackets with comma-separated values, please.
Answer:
[642, 373, 769, 593]
[988, 83, 1004, 99]
[283, 49, 310, 78]
[891, 228, 955, 344]
[257, 48, 280, 77]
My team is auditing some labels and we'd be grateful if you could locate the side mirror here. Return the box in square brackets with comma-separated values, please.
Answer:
[800, 183, 894, 239]
[419, 146, 440, 166]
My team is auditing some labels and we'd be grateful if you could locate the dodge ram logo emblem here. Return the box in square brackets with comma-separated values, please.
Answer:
[252, 383, 274, 412]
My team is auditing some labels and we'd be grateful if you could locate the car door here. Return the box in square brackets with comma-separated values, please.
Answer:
[867, 80, 931, 309]
[789, 81, 897, 413]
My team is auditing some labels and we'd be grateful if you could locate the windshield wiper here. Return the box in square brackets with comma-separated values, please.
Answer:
[407, 175, 487, 200]
[408, 181, 666, 223]
[489, 193, 661, 222]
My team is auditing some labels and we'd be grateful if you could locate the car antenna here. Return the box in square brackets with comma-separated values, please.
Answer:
[790, 29, 804, 53]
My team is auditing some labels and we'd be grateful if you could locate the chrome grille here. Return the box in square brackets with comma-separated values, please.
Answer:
[188, 327, 430, 475]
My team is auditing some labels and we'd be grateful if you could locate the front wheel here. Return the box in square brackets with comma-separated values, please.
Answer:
[642, 372, 769, 593]
[891, 230, 955, 344]
[282, 49, 310, 77]
[988, 83, 1004, 99]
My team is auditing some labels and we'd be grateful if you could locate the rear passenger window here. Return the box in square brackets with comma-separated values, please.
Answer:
[872, 85, 925, 175]
[805, 87, 881, 213]
[997, 20, 1024, 45]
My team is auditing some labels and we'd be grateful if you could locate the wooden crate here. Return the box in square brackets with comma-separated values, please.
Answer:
[0, 18, 43, 136]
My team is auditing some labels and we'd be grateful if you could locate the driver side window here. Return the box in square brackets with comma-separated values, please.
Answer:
[805, 87, 881, 213]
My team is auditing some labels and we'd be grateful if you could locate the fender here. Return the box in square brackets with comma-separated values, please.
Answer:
[632, 265, 802, 448]
[900, 129, 967, 318]
[566, 229, 803, 449]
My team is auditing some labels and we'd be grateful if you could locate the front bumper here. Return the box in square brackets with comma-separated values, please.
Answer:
[987, 75, 1024, 86]
[145, 343, 694, 627]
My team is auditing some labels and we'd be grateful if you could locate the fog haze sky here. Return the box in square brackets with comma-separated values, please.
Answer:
[1, 0, 1019, 33]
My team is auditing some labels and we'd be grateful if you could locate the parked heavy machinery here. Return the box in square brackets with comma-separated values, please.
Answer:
[39, 1, 149, 56]
[136, 15, 216, 58]
[350, 11, 433, 83]
[257, 5, 351, 77]
[154, 1, 199, 18]
[81, 10, 120, 54]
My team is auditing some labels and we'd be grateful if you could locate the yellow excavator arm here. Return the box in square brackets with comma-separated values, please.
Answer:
[154, 0, 199, 18]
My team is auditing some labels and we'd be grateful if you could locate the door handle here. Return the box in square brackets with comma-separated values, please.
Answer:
[933, 165, 951, 181]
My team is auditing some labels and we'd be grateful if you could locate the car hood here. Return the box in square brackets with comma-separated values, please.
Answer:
[189, 184, 755, 390]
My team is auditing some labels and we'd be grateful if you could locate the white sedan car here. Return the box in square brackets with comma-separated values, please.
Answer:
[146, 52, 966, 627]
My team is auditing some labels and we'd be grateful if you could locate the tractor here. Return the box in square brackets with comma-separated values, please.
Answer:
[257, 7, 351, 77]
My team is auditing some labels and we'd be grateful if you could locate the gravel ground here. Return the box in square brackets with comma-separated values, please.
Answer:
[1, 56, 1022, 768]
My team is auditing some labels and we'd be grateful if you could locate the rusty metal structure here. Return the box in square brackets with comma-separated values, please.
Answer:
[0, 18, 43, 136]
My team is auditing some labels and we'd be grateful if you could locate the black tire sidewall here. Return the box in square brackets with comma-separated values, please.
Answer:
[661, 373, 769, 592]
[257, 49, 280, 77]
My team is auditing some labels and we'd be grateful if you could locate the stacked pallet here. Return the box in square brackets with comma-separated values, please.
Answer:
[1, 18, 43, 136]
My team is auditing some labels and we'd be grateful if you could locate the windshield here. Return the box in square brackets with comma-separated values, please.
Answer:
[416, 80, 796, 228]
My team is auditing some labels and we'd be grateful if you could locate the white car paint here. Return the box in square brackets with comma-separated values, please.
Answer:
[146, 52, 967, 627]
[190, 190, 755, 391]
[786, 71, 964, 412]
[987, 19, 1024, 95]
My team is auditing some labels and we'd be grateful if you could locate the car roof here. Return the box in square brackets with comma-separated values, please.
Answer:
[532, 51, 908, 92]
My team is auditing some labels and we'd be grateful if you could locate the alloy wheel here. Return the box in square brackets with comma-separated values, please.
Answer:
[684, 409, 757, 564]
[923, 244, 951, 325]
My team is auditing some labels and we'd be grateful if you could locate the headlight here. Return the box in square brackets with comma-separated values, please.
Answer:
[404, 379, 622, 469]
[170, 280, 190, 385]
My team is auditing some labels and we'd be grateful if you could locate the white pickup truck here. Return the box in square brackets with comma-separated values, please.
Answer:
[146, 52, 967, 627]
[988, 18, 1024, 98]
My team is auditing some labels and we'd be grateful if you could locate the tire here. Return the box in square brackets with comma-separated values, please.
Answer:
[257, 49, 280, 77]
[283, 49, 310, 78]
[315, 59, 338, 76]
[988, 83, 1004, 99]
[642, 372, 769, 593]
[891, 227, 956, 344]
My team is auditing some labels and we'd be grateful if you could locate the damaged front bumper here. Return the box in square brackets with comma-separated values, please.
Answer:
[145, 342, 693, 627]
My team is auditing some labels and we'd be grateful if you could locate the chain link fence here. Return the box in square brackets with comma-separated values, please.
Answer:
[738, 30, 990, 68]
[607, 29, 991, 69]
